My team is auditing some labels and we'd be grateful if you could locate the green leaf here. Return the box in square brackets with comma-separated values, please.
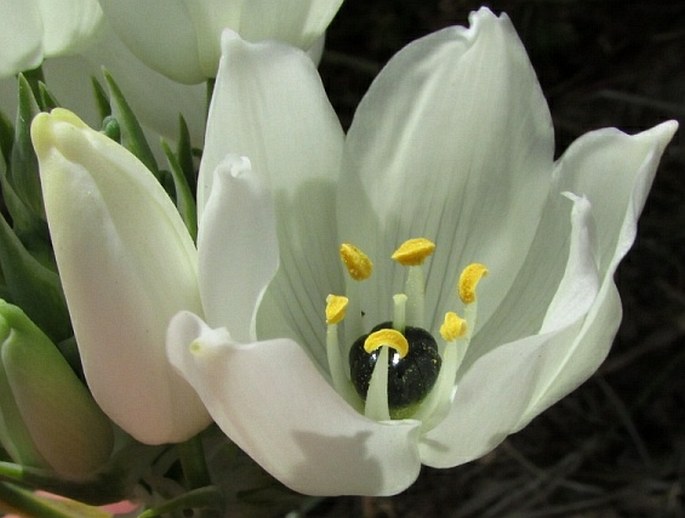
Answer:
[0, 111, 13, 169]
[90, 77, 111, 123]
[0, 213, 70, 342]
[161, 139, 197, 242]
[0, 162, 48, 244]
[102, 69, 159, 179]
[20, 66, 45, 103]
[37, 82, 60, 112]
[9, 75, 44, 220]
[177, 115, 197, 193]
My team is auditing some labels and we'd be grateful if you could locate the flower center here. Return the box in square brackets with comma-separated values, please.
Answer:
[350, 322, 441, 419]
[324, 238, 488, 425]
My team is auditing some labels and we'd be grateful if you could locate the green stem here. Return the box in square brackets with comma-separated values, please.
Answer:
[139, 486, 223, 518]
[0, 481, 78, 518]
[178, 435, 211, 489]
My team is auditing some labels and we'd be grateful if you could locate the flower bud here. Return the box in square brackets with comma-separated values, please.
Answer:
[0, 300, 113, 480]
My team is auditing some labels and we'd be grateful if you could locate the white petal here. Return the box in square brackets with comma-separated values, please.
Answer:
[0, 0, 103, 78]
[538, 194, 599, 332]
[472, 192, 593, 355]
[202, 31, 345, 369]
[238, 0, 343, 50]
[337, 8, 555, 333]
[37, 0, 103, 57]
[198, 155, 278, 342]
[420, 325, 578, 467]
[99, 0, 342, 82]
[516, 121, 678, 423]
[199, 30, 344, 216]
[167, 311, 422, 496]
[0, 1, 43, 77]
[98, 0, 206, 84]
[420, 192, 599, 466]
[553, 121, 678, 277]
[32, 109, 210, 444]
[514, 280, 622, 433]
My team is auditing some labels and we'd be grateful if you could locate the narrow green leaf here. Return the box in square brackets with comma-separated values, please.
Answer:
[0, 213, 70, 342]
[102, 69, 159, 179]
[177, 115, 197, 193]
[90, 77, 111, 123]
[9, 75, 43, 219]
[0, 111, 13, 169]
[0, 162, 47, 242]
[20, 66, 45, 102]
[37, 82, 60, 112]
[161, 139, 197, 242]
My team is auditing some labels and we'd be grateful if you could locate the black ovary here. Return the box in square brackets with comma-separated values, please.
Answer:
[349, 321, 441, 413]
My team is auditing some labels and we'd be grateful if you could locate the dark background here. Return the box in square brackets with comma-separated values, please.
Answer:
[313, 1, 684, 516]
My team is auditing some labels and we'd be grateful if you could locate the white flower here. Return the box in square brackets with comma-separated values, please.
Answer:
[0, 0, 102, 78]
[98, 0, 345, 83]
[164, 8, 678, 496]
[30, 5, 677, 495]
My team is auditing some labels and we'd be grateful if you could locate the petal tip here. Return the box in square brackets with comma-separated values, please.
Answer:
[220, 28, 242, 52]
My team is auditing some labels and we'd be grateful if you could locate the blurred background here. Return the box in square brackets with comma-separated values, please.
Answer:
[313, 0, 684, 516]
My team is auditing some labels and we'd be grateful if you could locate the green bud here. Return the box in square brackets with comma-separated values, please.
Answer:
[0, 300, 113, 481]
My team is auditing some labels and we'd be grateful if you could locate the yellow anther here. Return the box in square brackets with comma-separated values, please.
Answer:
[364, 328, 409, 359]
[391, 238, 436, 266]
[458, 263, 488, 304]
[340, 243, 373, 281]
[440, 312, 467, 342]
[325, 294, 349, 325]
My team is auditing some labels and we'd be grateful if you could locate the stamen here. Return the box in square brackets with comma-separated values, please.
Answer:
[391, 238, 436, 266]
[413, 341, 459, 431]
[340, 243, 373, 281]
[415, 312, 468, 430]
[392, 238, 435, 329]
[325, 295, 358, 405]
[325, 294, 349, 325]
[364, 328, 409, 359]
[393, 294, 407, 333]
[364, 347, 390, 420]
[439, 311, 467, 342]
[405, 265, 426, 328]
[458, 263, 488, 304]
